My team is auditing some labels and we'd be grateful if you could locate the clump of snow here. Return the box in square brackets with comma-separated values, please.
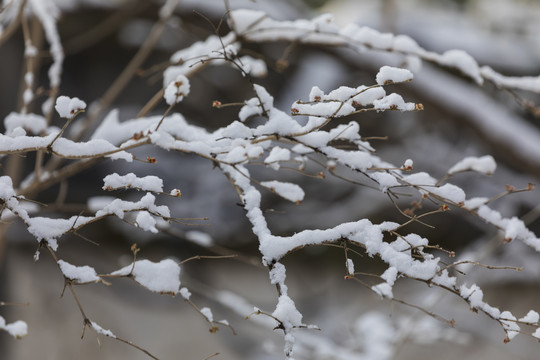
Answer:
[354, 312, 395, 360]
[430, 183, 466, 204]
[57, 260, 100, 283]
[438, 49, 483, 85]
[269, 262, 287, 285]
[0, 176, 17, 200]
[164, 74, 190, 105]
[432, 270, 457, 288]
[370, 172, 400, 192]
[4, 112, 47, 135]
[519, 310, 539, 324]
[185, 230, 212, 247]
[0, 316, 28, 339]
[500, 311, 520, 341]
[111, 259, 181, 294]
[238, 56, 267, 77]
[200, 307, 214, 322]
[260, 181, 305, 203]
[135, 211, 158, 233]
[26, 215, 94, 251]
[448, 155, 496, 175]
[179, 287, 191, 300]
[272, 294, 303, 329]
[373, 93, 415, 111]
[55, 96, 86, 118]
[87, 196, 115, 212]
[239, 84, 274, 122]
[376, 66, 413, 85]
[95, 193, 170, 220]
[481, 66, 540, 93]
[291, 144, 313, 155]
[264, 147, 291, 170]
[403, 159, 413, 170]
[346, 258, 355, 274]
[103, 173, 164, 192]
[170, 188, 182, 197]
[90, 321, 116, 338]
[372, 282, 393, 298]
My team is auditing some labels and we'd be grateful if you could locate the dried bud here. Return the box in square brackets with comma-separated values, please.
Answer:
[505, 184, 515, 192]
[291, 108, 299, 114]
[327, 160, 337, 171]
[415, 103, 424, 111]
[212, 100, 222, 108]
[147, 156, 157, 163]
[276, 58, 289, 72]
[132, 131, 144, 140]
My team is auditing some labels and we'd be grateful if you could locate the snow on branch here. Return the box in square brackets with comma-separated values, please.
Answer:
[110, 259, 181, 295]
[0, 315, 28, 339]
[228, 8, 540, 93]
[2, 2, 540, 359]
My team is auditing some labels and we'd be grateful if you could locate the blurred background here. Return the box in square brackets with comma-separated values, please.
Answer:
[1, 0, 540, 359]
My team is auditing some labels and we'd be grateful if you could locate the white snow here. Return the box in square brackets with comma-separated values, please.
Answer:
[448, 155, 496, 175]
[57, 260, 100, 283]
[90, 321, 116, 338]
[185, 230, 213, 247]
[200, 307, 214, 322]
[500, 311, 520, 340]
[4, 112, 47, 135]
[403, 159, 413, 169]
[437, 49, 483, 84]
[346, 258, 355, 274]
[26, 215, 94, 251]
[0, 316, 28, 338]
[264, 147, 291, 170]
[164, 74, 190, 105]
[272, 294, 303, 328]
[481, 65, 540, 93]
[430, 183, 466, 204]
[179, 287, 191, 300]
[260, 181, 305, 203]
[376, 66, 413, 85]
[103, 173, 164, 192]
[135, 211, 158, 233]
[55, 96, 86, 118]
[519, 310, 539, 324]
[370, 172, 400, 192]
[269, 262, 287, 285]
[373, 93, 416, 111]
[111, 259, 181, 294]
[95, 193, 170, 220]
